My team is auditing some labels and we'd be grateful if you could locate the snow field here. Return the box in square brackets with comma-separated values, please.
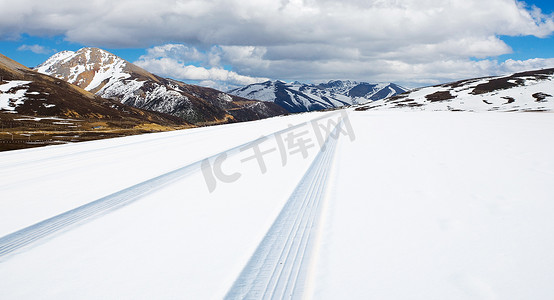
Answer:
[1, 110, 553, 299]
[313, 111, 554, 299]
[0, 111, 346, 299]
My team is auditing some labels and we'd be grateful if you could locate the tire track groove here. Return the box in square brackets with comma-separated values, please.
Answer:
[225, 119, 342, 300]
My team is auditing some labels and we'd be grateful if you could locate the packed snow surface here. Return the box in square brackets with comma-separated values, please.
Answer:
[1, 110, 553, 299]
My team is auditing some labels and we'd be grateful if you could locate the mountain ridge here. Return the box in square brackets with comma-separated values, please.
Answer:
[355, 68, 554, 112]
[36, 48, 287, 124]
[228, 80, 408, 113]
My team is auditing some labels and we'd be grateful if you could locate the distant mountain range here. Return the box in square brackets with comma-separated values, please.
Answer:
[5, 45, 551, 138]
[355, 68, 554, 112]
[228, 80, 407, 113]
[35, 48, 286, 124]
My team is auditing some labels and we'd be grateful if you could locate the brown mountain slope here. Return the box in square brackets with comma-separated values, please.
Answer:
[0, 52, 190, 151]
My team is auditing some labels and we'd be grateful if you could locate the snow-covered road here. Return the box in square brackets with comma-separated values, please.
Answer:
[225, 117, 342, 299]
[1, 110, 553, 299]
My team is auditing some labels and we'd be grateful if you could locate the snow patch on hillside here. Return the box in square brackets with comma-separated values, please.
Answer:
[0, 80, 31, 111]
[359, 71, 554, 112]
[218, 93, 233, 102]
[35, 51, 75, 74]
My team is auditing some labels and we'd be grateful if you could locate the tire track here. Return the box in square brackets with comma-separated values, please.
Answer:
[224, 119, 341, 300]
[0, 111, 342, 261]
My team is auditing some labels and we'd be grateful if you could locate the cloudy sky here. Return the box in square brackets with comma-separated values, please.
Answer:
[1, 0, 554, 90]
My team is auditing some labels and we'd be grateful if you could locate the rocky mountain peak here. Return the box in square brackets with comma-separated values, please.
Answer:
[36, 47, 130, 93]
[35, 48, 286, 124]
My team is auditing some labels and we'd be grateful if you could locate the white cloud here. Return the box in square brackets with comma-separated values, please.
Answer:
[2, 0, 554, 87]
[17, 44, 54, 54]
[500, 58, 554, 72]
[2, 0, 552, 49]
[134, 53, 268, 89]
[135, 42, 554, 89]
[141, 44, 206, 64]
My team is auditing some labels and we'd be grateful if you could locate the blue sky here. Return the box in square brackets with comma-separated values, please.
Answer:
[526, 0, 554, 13]
[498, 35, 554, 60]
[1, 0, 554, 89]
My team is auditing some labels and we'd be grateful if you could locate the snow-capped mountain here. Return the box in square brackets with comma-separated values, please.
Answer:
[228, 80, 407, 113]
[356, 68, 554, 112]
[35, 48, 286, 124]
[0, 52, 181, 124]
[1, 51, 190, 151]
